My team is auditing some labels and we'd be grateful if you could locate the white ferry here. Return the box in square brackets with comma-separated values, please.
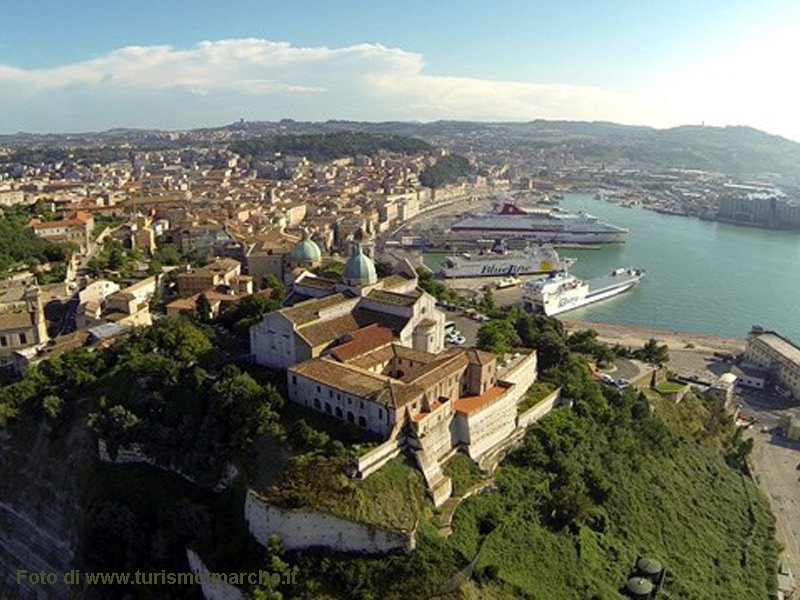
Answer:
[522, 268, 645, 316]
[439, 245, 573, 279]
[449, 203, 628, 245]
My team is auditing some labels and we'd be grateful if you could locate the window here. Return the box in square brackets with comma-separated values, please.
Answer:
[0, 336, 6, 347]
[325, 402, 332, 414]
[358, 416, 367, 428]
[314, 399, 321, 410]
[316, 386, 321, 393]
[348, 398, 352, 405]
[292, 375, 297, 385]
[359, 401, 364, 409]
[335, 407, 343, 418]
[329, 390, 333, 398]
[347, 412, 355, 424]
[19, 333, 27, 345]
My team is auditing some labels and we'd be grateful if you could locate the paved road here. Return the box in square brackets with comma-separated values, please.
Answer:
[738, 388, 800, 580]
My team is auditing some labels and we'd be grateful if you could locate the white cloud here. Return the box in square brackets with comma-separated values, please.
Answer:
[0, 37, 787, 136]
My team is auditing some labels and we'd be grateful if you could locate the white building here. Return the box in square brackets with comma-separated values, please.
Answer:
[744, 327, 800, 399]
[250, 232, 444, 370]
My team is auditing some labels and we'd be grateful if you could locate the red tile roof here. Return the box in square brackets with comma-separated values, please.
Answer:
[330, 324, 396, 362]
[453, 385, 507, 416]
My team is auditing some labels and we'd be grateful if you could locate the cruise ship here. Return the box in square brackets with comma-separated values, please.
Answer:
[449, 203, 628, 245]
[522, 268, 645, 316]
[439, 245, 573, 279]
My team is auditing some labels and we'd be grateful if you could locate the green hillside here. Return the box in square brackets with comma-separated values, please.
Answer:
[285, 379, 778, 599]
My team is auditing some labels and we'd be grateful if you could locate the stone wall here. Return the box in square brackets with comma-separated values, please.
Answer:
[354, 436, 403, 479]
[186, 549, 245, 600]
[517, 388, 562, 429]
[97, 439, 237, 492]
[245, 490, 415, 554]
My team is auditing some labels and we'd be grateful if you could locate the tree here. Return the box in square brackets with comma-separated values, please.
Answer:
[42, 395, 63, 420]
[262, 274, 287, 301]
[155, 243, 183, 265]
[209, 365, 278, 450]
[636, 338, 670, 366]
[481, 287, 495, 312]
[477, 320, 521, 355]
[196, 293, 213, 323]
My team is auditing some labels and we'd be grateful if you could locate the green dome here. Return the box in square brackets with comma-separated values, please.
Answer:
[626, 577, 654, 596]
[343, 245, 377, 286]
[290, 236, 321, 263]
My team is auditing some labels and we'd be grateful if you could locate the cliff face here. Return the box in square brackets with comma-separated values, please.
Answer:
[0, 414, 93, 599]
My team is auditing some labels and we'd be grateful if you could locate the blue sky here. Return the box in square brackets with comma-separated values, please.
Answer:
[1, 0, 799, 138]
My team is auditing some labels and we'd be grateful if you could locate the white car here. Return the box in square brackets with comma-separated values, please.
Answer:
[453, 335, 466, 345]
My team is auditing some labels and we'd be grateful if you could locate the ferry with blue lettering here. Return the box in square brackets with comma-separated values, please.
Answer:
[439, 245, 573, 279]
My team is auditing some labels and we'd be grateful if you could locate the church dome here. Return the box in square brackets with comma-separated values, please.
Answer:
[342, 245, 377, 286]
[290, 230, 322, 264]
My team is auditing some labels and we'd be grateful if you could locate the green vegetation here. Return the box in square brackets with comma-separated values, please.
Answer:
[655, 380, 688, 395]
[443, 453, 486, 497]
[419, 154, 475, 188]
[0, 270, 777, 599]
[86, 318, 282, 477]
[415, 266, 463, 305]
[476, 319, 520, 355]
[568, 328, 615, 367]
[634, 338, 670, 366]
[87, 238, 148, 280]
[518, 381, 557, 413]
[1, 146, 132, 166]
[230, 132, 431, 163]
[283, 308, 776, 599]
[0, 205, 74, 277]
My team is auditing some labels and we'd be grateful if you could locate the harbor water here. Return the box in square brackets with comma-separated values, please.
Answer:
[426, 193, 800, 341]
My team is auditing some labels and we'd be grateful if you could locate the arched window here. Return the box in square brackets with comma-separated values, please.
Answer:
[335, 407, 343, 418]
[325, 402, 332, 414]
[313, 399, 321, 410]
[347, 412, 355, 423]
[358, 416, 367, 428]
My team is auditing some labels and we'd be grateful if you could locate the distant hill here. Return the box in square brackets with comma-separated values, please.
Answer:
[228, 131, 431, 162]
[3, 119, 800, 177]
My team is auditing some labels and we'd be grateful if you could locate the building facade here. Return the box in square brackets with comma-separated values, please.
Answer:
[744, 327, 800, 399]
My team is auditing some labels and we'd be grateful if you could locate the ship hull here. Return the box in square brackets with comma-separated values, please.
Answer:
[448, 228, 627, 245]
[523, 273, 642, 316]
[441, 261, 564, 278]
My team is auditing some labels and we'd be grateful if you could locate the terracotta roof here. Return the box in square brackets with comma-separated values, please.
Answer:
[290, 358, 389, 399]
[330, 324, 396, 362]
[0, 311, 33, 330]
[281, 293, 352, 325]
[467, 348, 497, 366]
[381, 274, 415, 290]
[404, 351, 469, 389]
[366, 288, 421, 307]
[298, 312, 361, 347]
[453, 385, 508, 416]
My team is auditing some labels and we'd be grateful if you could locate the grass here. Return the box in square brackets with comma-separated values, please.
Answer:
[518, 381, 557, 413]
[442, 452, 486, 497]
[265, 454, 431, 531]
[248, 384, 779, 599]
[656, 380, 689, 395]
